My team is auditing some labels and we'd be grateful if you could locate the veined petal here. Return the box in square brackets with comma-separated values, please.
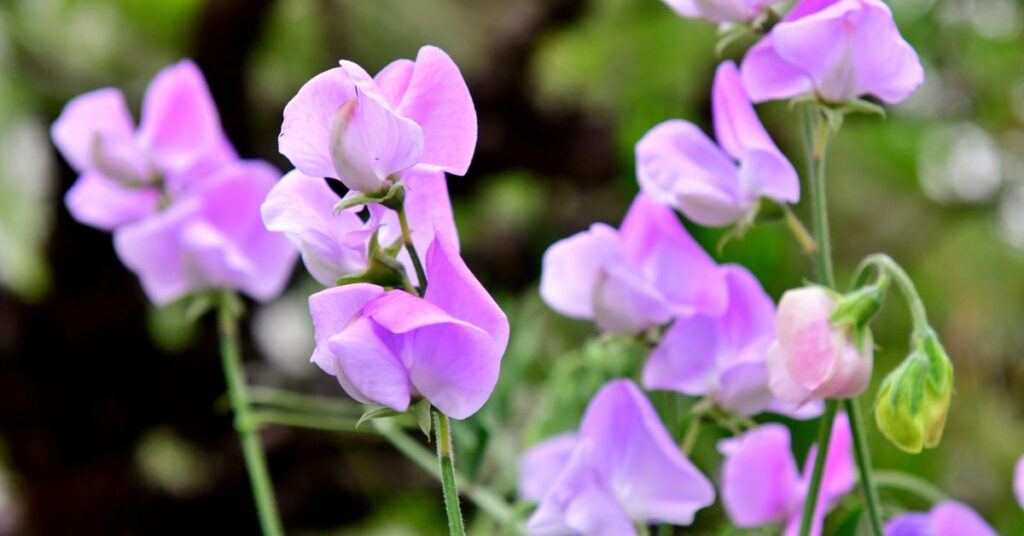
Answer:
[51, 88, 136, 172]
[719, 424, 801, 527]
[326, 316, 412, 412]
[308, 284, 386, 374]
[279, 67, 357, 179]
[406, 319, 502, 419]
[771, 0, 863, 103]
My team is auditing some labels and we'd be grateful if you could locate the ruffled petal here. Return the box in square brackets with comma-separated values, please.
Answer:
[112, 198, 202, 305]
[279, 67, 357, 179]
[849, 0, 924, 104]
[326, 316, 412, 411]
[642, 314, 721, 395]
[64, 172, 160, 231]
[51, 88, 136, 172]
[540, 223, 620, 321]
[307, 284, 386, 374]
[718, 424, 801, 527]
[740, 36, 814, 103]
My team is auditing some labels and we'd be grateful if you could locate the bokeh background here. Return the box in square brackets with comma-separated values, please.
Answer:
[0, 0, 1023, 534]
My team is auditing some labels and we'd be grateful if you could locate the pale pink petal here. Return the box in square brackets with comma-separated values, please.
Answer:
[308, 284, 386, 374]
[51, 88, 136, 172]
[741, 37, 814, 103]
[65, 172, 160, 231]
[112, 198, 202, 305]
[540, 223, 620, 320]
[642, 314, 721, 395]
[713, 61, 777, 159]
[326, 316, 412, 412]
[519, 433, 579, 502]
[279, 67, 357, 179]
[719, 424, 801, 527]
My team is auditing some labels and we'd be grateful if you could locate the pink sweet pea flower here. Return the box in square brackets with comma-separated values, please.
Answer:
[279, 46, 476, 194]
[885, 501, 997, 536]
[540, 193, 727, 334]
[260, 167, 457, 286]
[636, 62, 798, 227]
[719, 414, 854, 536]
[767, 286, 873, 404]
[51, 60, 236, 230]
[307, 236, 508, 419]
[741, 0, 924, 104]
[113, 160, 298, 305]
[643, 264, 821, 419]
[1015, 456, 1024, 509]
[521, 380, 715, 534]
[661, 0, 775, 24]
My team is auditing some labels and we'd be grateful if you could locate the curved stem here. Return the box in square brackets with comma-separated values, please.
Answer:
[680, 416, 703, 455]
[434, 408, 467, 536]
[873, 470, 950, 505]
[217, 293, 284, 536]
[853, 253, 929, 336]
[799, 400, 839, 536]
[396, 204, 428, 294]
[844, 398, 885, 536]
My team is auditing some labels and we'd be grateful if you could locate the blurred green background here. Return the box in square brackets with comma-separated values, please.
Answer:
[0, 0, 1022, 534]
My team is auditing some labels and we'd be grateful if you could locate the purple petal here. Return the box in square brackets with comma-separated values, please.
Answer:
[738, 148, 800, 204]
[51, 88, 136, 172]
[519, 433, 579, 502]
[540, 223, 620, 321]
[308, 284, 385, 372]
[591, 265, 673, 334]
[931, 501, 997, 536]
[1016, 456, 1024, 509]
[619, 194, 728, 316]
[137, 60, 236, 184]
[848, 0, 925, 104]
[279, 67, 357, 179]
[582, 380, 715, 526]
[392, 46, 477, 176]
[884, 512, 932, 536]
[717, 265, 776, 357]
[712, 61, 777, 160]
[740, 36, 814, 103]
[642, 314, 721, 395]
[326, 316, 412, 411]
[261, 169, 369, 285]
[636, 119, 749, 226]
[717, 361, 776, 416]
[65, 172, 160, 231]
[718, 424, 801, 527]
[374, 59, 415, 107]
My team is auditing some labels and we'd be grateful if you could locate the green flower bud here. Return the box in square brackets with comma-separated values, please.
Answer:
[831, 274, 889, 331]
[875, 328, 954, 453]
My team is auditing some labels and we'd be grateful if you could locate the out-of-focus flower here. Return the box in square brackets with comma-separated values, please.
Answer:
[113, 160, 297, 305]
[637, 62, 798, 227]
[278, 46, 476, 193]
[659, 0, 775, 24]
[741, 0, 924, 104]
[540, 193, 727, 334]
[521, 380, 715, 535]
[1015, 456, 1024, 509]
[874, 328, 953, 453]
[261, 167, 456, 286]
[307, 236, 507, 419]
[885, 501, 997, 536]
[767, 286, 873, 404]
[51, 60, 236, 230]
[719, 414, 854, 536]
[643, 264, 821, 418]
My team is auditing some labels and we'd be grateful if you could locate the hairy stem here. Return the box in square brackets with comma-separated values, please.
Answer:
[217, 293, 283, 536]
[434, 408, 467, 536]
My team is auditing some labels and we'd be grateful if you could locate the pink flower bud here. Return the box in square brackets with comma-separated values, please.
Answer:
[767, 286, 873, 404]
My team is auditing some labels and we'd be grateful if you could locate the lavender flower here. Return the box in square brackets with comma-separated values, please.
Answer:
[521, 380, 715, 534]
[660, 0, 776, 24]
[540, 193, 727, 334]
[719, 414, 854, 535]
[885, 501, 996, 536]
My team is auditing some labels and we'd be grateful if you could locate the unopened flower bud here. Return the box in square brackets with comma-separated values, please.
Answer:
[767, 286, 873, 404]
[875, 328, 953, 453]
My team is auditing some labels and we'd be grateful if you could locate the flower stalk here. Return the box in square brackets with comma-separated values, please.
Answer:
[217, 291, 284, 536]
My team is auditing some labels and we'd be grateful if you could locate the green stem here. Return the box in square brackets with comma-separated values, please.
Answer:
[780, 202, 818, 255]
[844, 398, 885, 536]
[434, 408, 467, 536]
[246, 386, 364, 416]
[396, 204, 428, 294]
[873, 470, 950, 505]
[680, 416, 702, 455]
[799, 400, 839, 536]
[808, 108, 835, 288]
[252, 409, 363, 434]
[217, 293, 284, 536]
[852, 253, 930, 336]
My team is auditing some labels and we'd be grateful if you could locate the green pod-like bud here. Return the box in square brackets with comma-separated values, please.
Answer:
[874, 328, 954, 453]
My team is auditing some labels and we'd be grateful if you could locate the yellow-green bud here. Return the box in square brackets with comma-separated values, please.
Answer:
[875, 328, 953, 453]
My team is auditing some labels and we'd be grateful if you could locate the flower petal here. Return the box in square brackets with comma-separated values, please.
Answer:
[64, 172, 160, 231]
[642, 314, 721, 395]
[519, 433, 579, 502]
[931, 501, 997, 536]
[326, 316, 412, 412]
[849, 0, 924, 104]
[112, 198, 202, 305]
[719, 424, 801, 527]
[279, 67, 357, 179]
[51, 88, 136, 172]
[540, 223, 620, 320]
[308, 284, 386, 374]
[740, 36, 814, 103]
[713, 61, 777, 160]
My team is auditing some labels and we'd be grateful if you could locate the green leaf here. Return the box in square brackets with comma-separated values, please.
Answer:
[356, 405, 401, 428]
[410, 399, 433, 439]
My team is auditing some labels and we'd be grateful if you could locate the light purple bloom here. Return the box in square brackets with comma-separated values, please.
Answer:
[51, 59, 236, 230]
[113, 160, 298, 305]
[261, 167, 457, 286]
[661, 0, 775, 24]
[279, 45, 476, 193]
[1015, 455, 1024, 509]
[741, 0, 924, 104]
[521, 380, 715, 535]
[643, 264, 821, 419]
[719, 414, 854, 536]
[307, 236, 507, 419]
[636, 62, 798, 227]
[540, 193, 727, 334]
[885, 501, 996, 536]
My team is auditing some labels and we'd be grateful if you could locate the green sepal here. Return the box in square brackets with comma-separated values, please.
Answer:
[410, 399, 433, 439]
[332, 180, 406, 214]
[356, 405, 401, 428]
[830, 274, 889, 331]
[335, 229, 410, 289]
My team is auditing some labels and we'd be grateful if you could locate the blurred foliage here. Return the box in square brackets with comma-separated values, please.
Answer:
[1, 0, 1023, 533]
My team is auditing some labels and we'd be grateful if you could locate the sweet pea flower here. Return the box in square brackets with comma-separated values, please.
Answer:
[521, 380, 715, 535]
[719, 414, 854, 536]
[279, 46, 476, 194]
[261, 167, 457, 286]
[636, 62, 798, 227]
[540, 193, 727, 334]
[661, 0, 774, 26]
[1015, 456, 1024, 509]
[740, 0, 924, 104]
[643, 264, 821, 418]
[767, 286, 873, 404]
[113, 160, 297, 305]
[307, 236, 507, 419]
[52, 59, 236, 230]
[885, 501, 997, 536]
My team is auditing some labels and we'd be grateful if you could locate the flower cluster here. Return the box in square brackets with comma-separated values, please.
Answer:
[52, 60, 297, 304]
